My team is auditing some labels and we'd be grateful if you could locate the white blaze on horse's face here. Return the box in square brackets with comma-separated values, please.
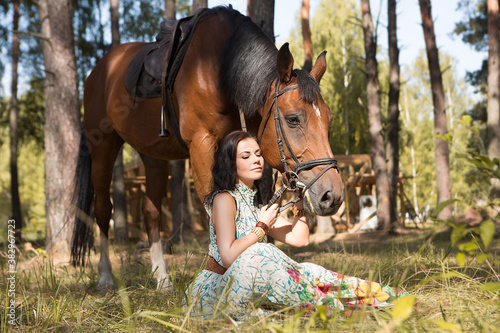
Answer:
[313, 103, 322, 118]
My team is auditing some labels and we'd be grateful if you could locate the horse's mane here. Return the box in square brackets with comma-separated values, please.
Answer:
[213, 6, 320, 117]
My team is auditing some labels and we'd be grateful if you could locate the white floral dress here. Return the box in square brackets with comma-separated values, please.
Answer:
[188, 184, 406, 319]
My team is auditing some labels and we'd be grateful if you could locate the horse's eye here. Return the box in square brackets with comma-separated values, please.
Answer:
[285, 115, 300, 126]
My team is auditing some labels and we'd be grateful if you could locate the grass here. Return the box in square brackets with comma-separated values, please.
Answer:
[1, 226, 499, 332]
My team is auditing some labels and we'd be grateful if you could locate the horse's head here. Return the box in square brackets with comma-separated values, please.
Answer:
[258, 43, 344, 216]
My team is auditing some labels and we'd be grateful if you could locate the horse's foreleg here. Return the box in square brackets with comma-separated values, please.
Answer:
[189, 132, 218, 200]
[141, 155, 171, 289]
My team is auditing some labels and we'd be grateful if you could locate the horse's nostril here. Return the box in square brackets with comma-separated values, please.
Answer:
[319, 190, 334, 210]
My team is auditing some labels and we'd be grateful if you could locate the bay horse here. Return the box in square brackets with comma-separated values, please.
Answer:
[72, 6, 344, 289]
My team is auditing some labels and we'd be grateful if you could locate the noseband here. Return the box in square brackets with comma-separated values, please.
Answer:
[258, 80, 338, 212]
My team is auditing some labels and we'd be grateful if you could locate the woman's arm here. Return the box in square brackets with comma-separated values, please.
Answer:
[212, 193, 278, 267]
[268, 200, 310, 247]
[268, 214, 310, 247]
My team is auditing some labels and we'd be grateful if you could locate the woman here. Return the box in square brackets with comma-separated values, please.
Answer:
[188, 131, 406, 319]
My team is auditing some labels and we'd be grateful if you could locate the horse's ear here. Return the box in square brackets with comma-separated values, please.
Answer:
[277, 43, 294, 83]
[310, 51, 327, 83]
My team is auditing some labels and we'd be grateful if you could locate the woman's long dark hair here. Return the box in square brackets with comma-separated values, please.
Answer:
[205, 131, 259, 202]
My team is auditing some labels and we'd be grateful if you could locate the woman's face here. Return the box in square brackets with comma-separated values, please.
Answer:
[236, 138, 264, 187]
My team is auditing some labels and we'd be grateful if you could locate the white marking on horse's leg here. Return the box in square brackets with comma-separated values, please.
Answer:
[304, 189, 316, 215]
[150, 238, 171, 289]
[97, 230, 114, 290]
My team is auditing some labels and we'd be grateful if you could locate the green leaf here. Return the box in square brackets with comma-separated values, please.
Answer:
[458, 115, 472, 127]
[436, 133, 453, 143]
[479, 219, 495, 249]
[463, 241, 480, 253]
[450, 224, 468, 247]
[456, 252, 466, 266]
[392, 295, 415, 324]
[430, 320, 462, 332]
[432, 199, 457, 218]
[477, 253, 491, 263]
[480, 282, 500, 292]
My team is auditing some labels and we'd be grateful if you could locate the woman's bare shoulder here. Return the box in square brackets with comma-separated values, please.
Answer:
[213, 191, 236, 207]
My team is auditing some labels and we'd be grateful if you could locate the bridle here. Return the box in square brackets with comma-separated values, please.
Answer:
[258, 79, 339, 213]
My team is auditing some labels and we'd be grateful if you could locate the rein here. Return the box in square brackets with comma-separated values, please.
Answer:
[258, 80, 338, 213]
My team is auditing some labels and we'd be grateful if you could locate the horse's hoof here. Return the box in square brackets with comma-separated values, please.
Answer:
[97, 277, 114, 291]
[156, 277, 172, 290]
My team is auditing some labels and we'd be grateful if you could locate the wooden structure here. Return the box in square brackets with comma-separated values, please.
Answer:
[119, 154, 407, 239]
[333, 154, 406, 231]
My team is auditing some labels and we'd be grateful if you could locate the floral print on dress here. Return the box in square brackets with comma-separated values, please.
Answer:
[188, 183, 408, 319]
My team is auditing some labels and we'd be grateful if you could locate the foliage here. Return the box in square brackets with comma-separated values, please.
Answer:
[17, 76, 45, 148]
[431, 114, 500, 268]
[455, 0, 488, 52]
[287, 0, 371, 156]
[454, 1, 489, 99]
[0, 77, 45, 238]
[121, 0, 165, 43]
[399, 51, 482, 218]
[73, 0, 110, 91]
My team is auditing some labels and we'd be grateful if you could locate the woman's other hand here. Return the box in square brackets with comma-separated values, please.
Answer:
[259, 203, 279, 228]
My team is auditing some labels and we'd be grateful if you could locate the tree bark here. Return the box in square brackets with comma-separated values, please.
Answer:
[165, 0, 176, 20]
[419, 0, 452, 219]
[10, 0, 22, 238]
[361, 0, 391, 230]
[487, 0, 500, 198]
[247, 0, 275, 43]
[38, 0, 81, 253]
[110, 0, 120, 47]
[301, 0, 313, 71]
[109, 0, 128, 243]
[169, 160, 191, 243]
[387, 0, 400, 226]
[192, 0, 207, 14]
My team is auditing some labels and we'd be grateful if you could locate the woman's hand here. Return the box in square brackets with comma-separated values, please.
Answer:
[259, 203, 279, 228]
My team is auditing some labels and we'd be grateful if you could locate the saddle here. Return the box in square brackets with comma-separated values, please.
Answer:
[125, 12, 202, 99]
[124, 8, 211, 149]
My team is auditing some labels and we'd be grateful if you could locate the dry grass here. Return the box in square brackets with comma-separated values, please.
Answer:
[1, 226, 499, 332]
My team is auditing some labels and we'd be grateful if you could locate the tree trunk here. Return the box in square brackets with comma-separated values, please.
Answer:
[38, 0, 81, 253]
[387, 0, 400, 226]
[165, 0, 175, 20]
[360, 0, 391, 230]
[166, 0, 197, 243]
[109, 0, 128, 243]
[169, 160, 191, 243]
[247, 0, 275, 43]
[192, 0, 207, 14]
[301, 0, 313, 71]
[487, 0, 500, 198]
[10, 0, 22, 240]
[110, 0, 120, 47]
[418, 0, 452, 219]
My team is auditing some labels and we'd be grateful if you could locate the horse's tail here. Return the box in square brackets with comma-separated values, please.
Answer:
[71, 129, 95, 266]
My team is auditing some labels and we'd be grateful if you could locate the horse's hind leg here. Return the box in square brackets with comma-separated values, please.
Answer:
[140, 154, 171, 289]
[89, 131, 123, 289]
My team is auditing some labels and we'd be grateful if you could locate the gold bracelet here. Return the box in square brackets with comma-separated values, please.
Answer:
[293, 206, 306, 217]
[251, 227, 265, 242]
